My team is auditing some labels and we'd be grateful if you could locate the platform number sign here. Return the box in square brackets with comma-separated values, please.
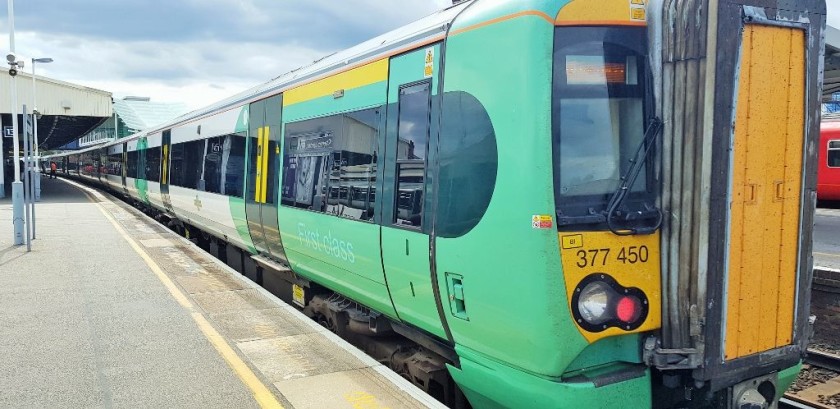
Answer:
[3, 126, 12, 137]
[424, 48, 434, 78]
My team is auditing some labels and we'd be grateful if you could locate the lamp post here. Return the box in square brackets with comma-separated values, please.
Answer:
[31, 57, 52, 201]
[7, 0, 25, 244]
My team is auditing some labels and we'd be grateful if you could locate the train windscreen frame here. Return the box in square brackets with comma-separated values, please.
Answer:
[551, 26, 659, 230]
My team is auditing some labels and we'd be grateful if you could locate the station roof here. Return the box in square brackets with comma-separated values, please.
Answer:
[113, 97, 187, 132]
[0, 72, 112, 150]
[825, 25, 840, 99]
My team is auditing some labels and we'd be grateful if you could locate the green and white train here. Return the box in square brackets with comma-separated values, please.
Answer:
[48, 0, 828, 408]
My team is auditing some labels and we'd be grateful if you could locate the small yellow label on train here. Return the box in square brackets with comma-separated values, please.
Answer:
[561, 234, 584, 249]
[292, 284, 305, 307]
[424, 48, 434, 78]
[630, 0, 645, 5]
[631, 6, 646, 20]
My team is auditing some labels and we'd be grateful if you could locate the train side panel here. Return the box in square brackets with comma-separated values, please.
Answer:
[277, 59, 398, 318]
[819, 122, 840, 201]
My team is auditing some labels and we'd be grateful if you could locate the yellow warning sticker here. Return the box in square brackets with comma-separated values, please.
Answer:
[532, 215, 553, 229]
[424, 48, 434, 78]
[630, 0, 645, 5]
[631, 6, 646, 20]
[561, 234, 584, 249]
[292, 284, 305, 307]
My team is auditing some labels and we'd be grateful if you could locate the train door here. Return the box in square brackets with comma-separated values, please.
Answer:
[245, 95, 285, 260]
[381, 46, 446, 338]
[161, 130, 173, 211]
[722, 23, 807, 360]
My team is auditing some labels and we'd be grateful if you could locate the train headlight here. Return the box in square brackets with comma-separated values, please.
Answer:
[571, 274, 649, 332]
[578, 281, 613, 324]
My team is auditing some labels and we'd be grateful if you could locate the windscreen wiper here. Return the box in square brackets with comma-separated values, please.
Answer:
[605, 117, 663, 236]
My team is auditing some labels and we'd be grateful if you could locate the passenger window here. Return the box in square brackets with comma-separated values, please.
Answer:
[394, 81, 431, 227]
[107, 153, 122, 176]
[126, 151, 139, 178]
[201, 134, 246, 197]
[829, 140, 840, 168]
[282, 107, 380, 221]
[146, 147, 161, 182]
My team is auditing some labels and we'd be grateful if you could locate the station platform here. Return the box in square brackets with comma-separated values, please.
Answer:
[815, 207, 840, 271]
[0, 176, 444, 409]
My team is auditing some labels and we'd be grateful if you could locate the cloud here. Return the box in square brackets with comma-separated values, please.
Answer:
[829, 3, 840, 29]
[0, 1, 451, 110]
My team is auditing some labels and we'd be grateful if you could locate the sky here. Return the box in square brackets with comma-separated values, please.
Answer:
[0, 1, 836, 113]
[0, 0, 451, 112]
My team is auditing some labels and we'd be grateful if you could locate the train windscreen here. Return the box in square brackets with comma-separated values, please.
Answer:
[551, 27, 659, 231]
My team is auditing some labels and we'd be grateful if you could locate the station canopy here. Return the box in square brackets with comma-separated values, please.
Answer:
[0, 71, 112, 150]
[825, 25, 840, 100]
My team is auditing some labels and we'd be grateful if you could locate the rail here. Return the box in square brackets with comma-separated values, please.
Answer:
[781, 348, 840, 409]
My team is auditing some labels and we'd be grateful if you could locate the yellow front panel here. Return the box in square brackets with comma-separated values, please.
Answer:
[555, 0, 647, 26]
[559, 231, 661, 343]
[724, 25, 804, 360]
[283, 59, 389, 106]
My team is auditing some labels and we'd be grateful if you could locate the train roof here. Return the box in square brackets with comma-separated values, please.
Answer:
[78, 1, 472, 153]
[822, 113, 840, 129]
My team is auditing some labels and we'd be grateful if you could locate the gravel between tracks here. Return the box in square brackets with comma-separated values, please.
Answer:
[789, 365, 839, 394]
[819, 391, 840, 407]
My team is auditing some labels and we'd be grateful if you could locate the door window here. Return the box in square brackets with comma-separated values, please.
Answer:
[394, 81, 432, 228]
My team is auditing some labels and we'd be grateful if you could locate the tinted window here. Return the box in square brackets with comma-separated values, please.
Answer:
[170, 140, 204, 189]
[203, 134, 246, 197]
[126, 151, 138, 178]
[436, 91, 498, 238]
[106, 153, 122, 176]
[829, 140, 840, 168]
[282, 107, 380, 221]
[146, 147, 161, 182]
[395, 82, 431, 227]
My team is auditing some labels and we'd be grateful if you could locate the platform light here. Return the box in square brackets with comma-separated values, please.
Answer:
[31, 56, 53, 202]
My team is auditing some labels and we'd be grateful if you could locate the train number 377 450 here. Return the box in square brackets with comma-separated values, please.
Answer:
[574, 246, 650, 268]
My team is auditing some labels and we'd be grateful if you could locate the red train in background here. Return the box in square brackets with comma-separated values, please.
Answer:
[819, 117, 840, 201]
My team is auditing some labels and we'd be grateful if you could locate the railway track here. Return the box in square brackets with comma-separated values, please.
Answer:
[781, 348, 840, 409]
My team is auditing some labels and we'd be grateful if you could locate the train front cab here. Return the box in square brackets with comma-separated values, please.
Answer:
[439, 0, 823, 408]
[436, 1, 659, 408]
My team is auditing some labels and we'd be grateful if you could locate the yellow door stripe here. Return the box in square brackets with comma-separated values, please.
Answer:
[261, 126, 270, 204]
[283, 59, 388, 106]
[254, 128, 263, 203]
[162, 144, 169, 184]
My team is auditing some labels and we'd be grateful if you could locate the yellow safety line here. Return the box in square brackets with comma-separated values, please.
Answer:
[191, 312, 283, 409]
[814, 251, 840, 259]
[73, 182, 285, 409]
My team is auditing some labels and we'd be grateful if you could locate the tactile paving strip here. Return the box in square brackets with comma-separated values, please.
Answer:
[174, 273, 246, 294]
[236, 333, 370, 382]
[210, 308, 319, 342]
[274, 367, 430, 409]
[192, 289, 279, 314]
